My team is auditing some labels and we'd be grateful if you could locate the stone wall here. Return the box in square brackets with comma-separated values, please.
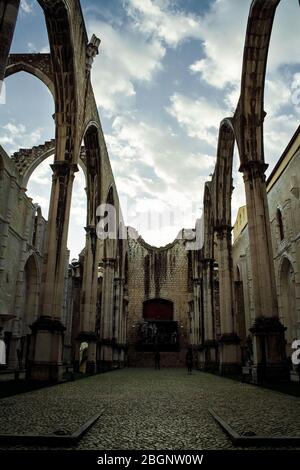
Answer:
[0, 144, 75, 369]
[127, 232, 191, 367]
[0, 144, 46, 367]
[232, 131, 300, 356]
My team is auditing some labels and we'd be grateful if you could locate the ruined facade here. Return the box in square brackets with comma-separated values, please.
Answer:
[127, 231, 193, 368]
[0, 0, 299, 383]
[0, 0, 128, 380]
[232, 127, 300, 360]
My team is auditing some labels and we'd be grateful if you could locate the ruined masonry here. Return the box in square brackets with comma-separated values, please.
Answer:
[0, 0, 299, 384]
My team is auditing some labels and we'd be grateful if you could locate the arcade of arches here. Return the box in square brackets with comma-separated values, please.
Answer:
[0, 0, 299, 384]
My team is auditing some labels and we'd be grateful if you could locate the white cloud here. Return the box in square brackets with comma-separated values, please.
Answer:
[27, 42, 50, 54]
[87, 20, 165, 114]
[267, 0, 300, 73]
[264, 78, 291, 116]
[264, 114, 299, 169]
[189, 0, 250, 89]
[20, 0, 33, 14]
[291, 73, 300, 114]
[3, 122, 26, 135]
[125, 0, 203, 47]
[0, 121, 42, 154]
[188, 0, 300, 96]
[167, 93, 226, 146]
[105, 114, 215, 245]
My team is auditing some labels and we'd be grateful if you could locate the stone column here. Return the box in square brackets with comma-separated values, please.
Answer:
[192, 280, 198, 346]
[193, 279, 201, 348]
[201, 259, 217, 370]
[79, 225, 98, 374]
[10, 194, 36, 369]
[0, 176, 17, 284]
[123, 302, 129, 365]
[30, 161, 78, 381]
[0, 1, 20, 81]
[100, 258, 116, 370]
[242, 161, 288, 382]
[215, 226, 240, 374]
[113, 277, 125, 366]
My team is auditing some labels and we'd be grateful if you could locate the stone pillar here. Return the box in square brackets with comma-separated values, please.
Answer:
[195, 279, 202, 347]
[113, 277, 125, 366]
[215, 226, 240, 374]
[0, 1, 20, 81]
[100, 258, 116, 370]
[10, 194, 36, 369]
[201, 259, 217, 370]
[79, 225, 98, 374]
[242, 161, 288, 382]
[0, 176, 17, 284]
[30, 161, 78, 381]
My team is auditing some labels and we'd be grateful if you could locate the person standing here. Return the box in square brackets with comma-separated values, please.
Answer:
[186, 348, 193, 375]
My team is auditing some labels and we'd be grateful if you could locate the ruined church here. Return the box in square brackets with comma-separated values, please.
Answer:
[0, 0, 299, 386]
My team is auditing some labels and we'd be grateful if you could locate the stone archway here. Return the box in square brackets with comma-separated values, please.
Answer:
[201, 0, 289, 382]
[77, 124, 102, 374]
[280, 257, 296, 354]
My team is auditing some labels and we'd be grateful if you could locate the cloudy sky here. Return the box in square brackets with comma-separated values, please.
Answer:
[0, 0, 299, 258]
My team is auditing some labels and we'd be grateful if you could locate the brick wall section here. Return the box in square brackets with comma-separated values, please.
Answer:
[127, 234, 191, 367]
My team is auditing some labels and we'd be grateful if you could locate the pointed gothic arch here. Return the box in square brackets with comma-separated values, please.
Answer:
[279, 256, 297, 351]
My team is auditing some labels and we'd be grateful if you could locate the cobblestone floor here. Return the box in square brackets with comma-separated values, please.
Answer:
[0, 368, 300, 450]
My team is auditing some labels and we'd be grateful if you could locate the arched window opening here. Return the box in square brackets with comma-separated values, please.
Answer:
[276, 208, 284, 241]
[68, 165, 87, 259]
[280, 258, 296, 354]
[0, 73, 54, 157]
[231, 142, 246, 240]
[10, 2, 49, 56]
[27, 155, 53, 219]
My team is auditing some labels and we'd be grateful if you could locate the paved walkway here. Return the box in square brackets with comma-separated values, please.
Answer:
[0, 368, 300, 450]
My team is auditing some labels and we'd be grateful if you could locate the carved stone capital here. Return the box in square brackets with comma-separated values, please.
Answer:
[102, 258, 116, 269]
[84, 225, 96, 236]
[250, 316, 286, 334]
[51, 161, 79, 181]
[114, 277, 125, 285]
[240, 160, 268, 182]
[214, 225, 232, 238]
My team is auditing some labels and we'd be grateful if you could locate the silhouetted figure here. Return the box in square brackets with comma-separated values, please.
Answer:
[186, 348, 193, 375]
[154, 350, 160, 370]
